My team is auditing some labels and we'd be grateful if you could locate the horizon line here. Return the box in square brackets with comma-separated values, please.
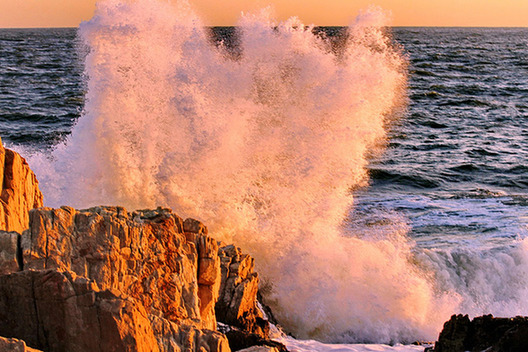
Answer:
[2, 25, 528, 30]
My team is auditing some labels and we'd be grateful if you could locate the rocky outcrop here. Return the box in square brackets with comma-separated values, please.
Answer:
[0, 269, 159, 352]
[0, 138, 43, 233]
[0, 205, 280, 351]
[217, 245, 269, 338]
[0, 140, 284, 351]
[0, 269, 229, 352]
[431, 314, 528, 352]
[21, 206, 214, 329]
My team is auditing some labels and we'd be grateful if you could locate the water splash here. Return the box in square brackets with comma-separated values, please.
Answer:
[29, 0, 461, 343]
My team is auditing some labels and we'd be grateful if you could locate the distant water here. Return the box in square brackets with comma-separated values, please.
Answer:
[2, 8, 528, 349]
[0, 28, 83, 147]
[357, 27, 528, 251]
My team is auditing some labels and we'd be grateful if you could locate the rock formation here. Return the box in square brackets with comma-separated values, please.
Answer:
[217, 245, 269, 337]
[0, 336, 42, 352]
[0, 141, 286, 352]
[22, 206, 213, 328]
[430, 314, 528, 352]
[0, 138, 43, 233]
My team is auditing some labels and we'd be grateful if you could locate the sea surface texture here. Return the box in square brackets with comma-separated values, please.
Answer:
[358, 27, 528, 248]
[0, 28, 83, 147]
[1, 5, 528, 349]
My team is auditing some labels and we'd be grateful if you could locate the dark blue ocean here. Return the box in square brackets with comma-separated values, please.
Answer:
[355, 28, 528, 250]
[3, 27, 526, 247]
[1, 25, 528, 349]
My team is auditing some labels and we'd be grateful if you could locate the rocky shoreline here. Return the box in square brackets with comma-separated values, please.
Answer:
[0, 138, 285, 351]
[1, 138, 528, 352]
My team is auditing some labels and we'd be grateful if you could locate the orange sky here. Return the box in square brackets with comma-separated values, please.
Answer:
[1, 0, 528, 28]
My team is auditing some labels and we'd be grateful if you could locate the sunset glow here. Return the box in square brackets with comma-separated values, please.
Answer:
[1, 0, 527, 28]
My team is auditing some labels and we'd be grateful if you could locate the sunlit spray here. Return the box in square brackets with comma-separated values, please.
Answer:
[29, 0, 469, 343]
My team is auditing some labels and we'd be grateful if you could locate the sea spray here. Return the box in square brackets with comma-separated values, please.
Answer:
[29, 0, 458, 343]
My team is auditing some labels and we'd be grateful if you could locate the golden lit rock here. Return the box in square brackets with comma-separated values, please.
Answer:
[0, 139, 43, 234]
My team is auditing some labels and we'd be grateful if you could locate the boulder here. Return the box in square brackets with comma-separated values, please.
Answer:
[432, 314, 528, 352]
[0, 139, 43, 233]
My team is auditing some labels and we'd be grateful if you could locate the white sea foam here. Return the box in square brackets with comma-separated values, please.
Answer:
[278, 335, 428, 352]
[26, 0, 528, 345]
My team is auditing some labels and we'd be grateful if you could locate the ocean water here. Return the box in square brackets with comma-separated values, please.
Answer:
[1, 2, 528, 350]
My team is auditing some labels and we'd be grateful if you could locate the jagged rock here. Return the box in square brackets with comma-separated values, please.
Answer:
[184, 218, 208, 235]
[0, 139, 43, 233]
[217, 245, 269, 338]
[433, 314, 528, 352]
[0, 138, 284, 352]
[12, 205, 281, 351]
[0, 231, 21, 274]
[224, 328, 287, 352]
[0, 336, 43, 352]
[21, 206, 221, 330]
[197, 236, 222, 330]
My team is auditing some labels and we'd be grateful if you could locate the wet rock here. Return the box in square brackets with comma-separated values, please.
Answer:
[433, 314, 528, 352]
[224, 328, 287, 352]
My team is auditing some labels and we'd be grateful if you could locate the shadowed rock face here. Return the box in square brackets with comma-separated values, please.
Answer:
[0, 139, 43, 233]
[217, 245, 269, 338]
[0, 231, 20, 275]
[432, 314, 528, 352]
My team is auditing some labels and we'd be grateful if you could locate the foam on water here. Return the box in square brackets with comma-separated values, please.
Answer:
[277, 334, 428, 352]
[26, 0, 528, 345]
